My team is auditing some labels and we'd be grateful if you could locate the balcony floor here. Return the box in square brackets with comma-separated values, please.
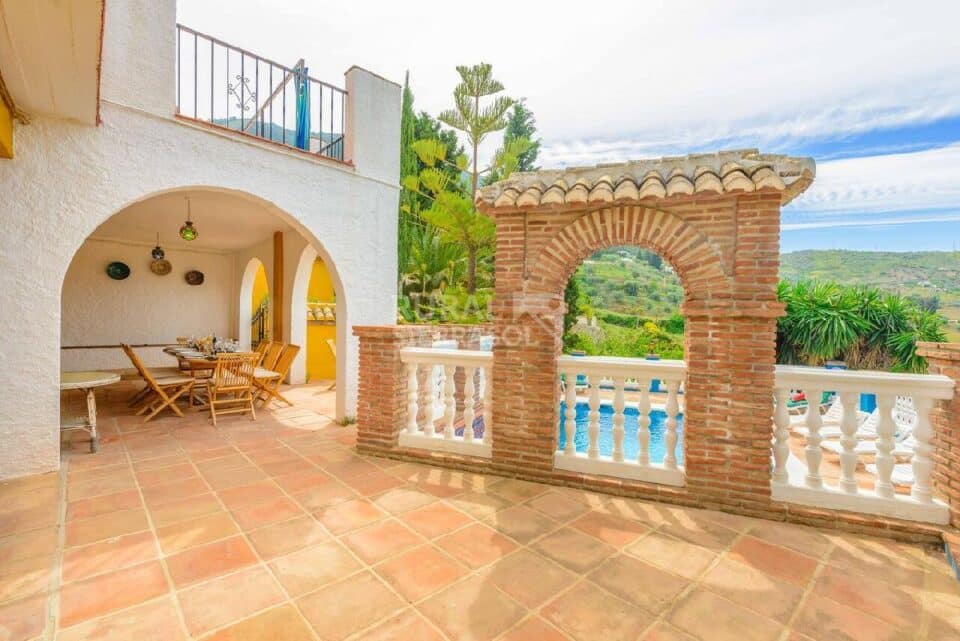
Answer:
[1, 382, 958, 641]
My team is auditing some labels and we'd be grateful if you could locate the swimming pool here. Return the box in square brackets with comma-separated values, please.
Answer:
[557, 401, 684, 465]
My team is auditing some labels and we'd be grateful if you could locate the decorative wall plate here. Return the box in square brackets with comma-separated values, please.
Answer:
[184, 270, 204, 285]
[106, 262, 131, 280]
[150, 259, 172, 275]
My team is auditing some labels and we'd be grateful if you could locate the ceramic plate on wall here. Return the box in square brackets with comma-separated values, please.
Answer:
[150, 259, 172, 275]
[184, 270, 204, 285]
[106, 262, 131, 280]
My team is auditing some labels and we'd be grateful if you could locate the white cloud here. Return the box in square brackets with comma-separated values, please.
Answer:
[782, 212, 960, 231]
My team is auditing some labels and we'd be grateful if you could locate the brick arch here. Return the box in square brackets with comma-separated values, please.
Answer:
[525, 206, 732, 303]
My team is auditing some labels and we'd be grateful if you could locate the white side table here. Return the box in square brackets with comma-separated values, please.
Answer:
[60, 371, 120, 453]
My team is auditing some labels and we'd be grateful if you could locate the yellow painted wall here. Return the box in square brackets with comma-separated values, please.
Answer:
[251, 263, 270, 340]
[306, 258, 336, 381]
[0, 99, 13, 159]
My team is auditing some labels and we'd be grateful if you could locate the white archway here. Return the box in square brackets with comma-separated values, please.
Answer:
[288, 246, 317, 384]
[238, 257, 266, 350]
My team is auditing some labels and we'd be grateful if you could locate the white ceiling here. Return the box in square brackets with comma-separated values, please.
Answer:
[0, 0, 103, 124]
[90, 190, 296, 252]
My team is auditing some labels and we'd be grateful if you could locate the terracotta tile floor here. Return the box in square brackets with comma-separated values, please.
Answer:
[0, 381, 958, 640]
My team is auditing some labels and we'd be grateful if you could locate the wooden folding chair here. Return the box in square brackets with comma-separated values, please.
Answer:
[206, 352, 259, 426]
[121, 344, 195, 422]
[260, 341, 284, 371]
[255, 344, 300, 408]
[121, 345, 182, 407]
[254, 340, 272, 366]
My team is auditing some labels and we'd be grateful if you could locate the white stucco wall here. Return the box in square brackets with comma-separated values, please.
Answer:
[61, 238, 235, 371]
[0, 1, 400, 480]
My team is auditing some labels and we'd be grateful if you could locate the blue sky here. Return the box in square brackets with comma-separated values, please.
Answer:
[178, 0, 960, 253]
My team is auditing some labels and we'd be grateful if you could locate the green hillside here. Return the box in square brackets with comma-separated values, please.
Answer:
[575, 248, 683, 318]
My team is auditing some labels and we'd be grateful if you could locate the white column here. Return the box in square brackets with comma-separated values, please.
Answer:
[772, 387, 790, 483]
[803, 387, 824, 489]
[443, 364, 456, 440]
[838, 392, 860, 494]
[588, 376, 601, 459]
[637, 382, 650, 466]
[482, 363, 493, 447]
[406, 362, 419, 435]
[664, 380, 679, 470]
[874, 394, 896, 499]
[612, 377, 625, 463]
[462, 365, 476, 443]
[911, 396, 934, 503]
[563, 371, 577, 456]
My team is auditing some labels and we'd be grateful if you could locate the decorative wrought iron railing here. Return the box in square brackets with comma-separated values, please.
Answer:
[175, 24, 347, 161]
[251, 301, 269, 348]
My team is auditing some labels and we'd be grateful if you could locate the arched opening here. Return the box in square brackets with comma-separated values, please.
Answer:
[60, 186, 348, 452]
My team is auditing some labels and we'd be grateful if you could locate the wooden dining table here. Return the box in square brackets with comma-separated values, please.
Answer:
[162, 346, 281, 406]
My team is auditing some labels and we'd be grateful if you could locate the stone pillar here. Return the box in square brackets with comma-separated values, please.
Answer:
[916, 342, 960, 527]
[344, 67, 401, 183]
[353, 325, 431, 454]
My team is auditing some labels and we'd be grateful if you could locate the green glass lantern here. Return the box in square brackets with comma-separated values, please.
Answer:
[179, 197, 198, 241]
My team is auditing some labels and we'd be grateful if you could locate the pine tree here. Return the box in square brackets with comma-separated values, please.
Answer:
[399, 71, 419, 217]
[485, 102, 541, 184]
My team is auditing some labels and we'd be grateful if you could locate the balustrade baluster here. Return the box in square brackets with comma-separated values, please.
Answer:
[482, 364, 492, 447]
[911, 396, 934, 503]
[588, 376, 601, 459]
[563, 371, 577, 456]
[838, 391, 860, 494]
[664, 380, 680, 470]
[802, 387, 824, 488]
[462, 365, 476, 443]
[443, 364, 456, 440]
[636, 382, 651, 466]
[612, 377, 625, 462]
[406, 362, 419, 435]
[873, 394, 896, 498]
[772, 387, 790, 483]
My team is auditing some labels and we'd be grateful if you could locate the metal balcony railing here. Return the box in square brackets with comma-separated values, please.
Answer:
[175, 24, 347, 161]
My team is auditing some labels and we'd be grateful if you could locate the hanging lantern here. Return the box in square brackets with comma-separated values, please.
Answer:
[179, 197, 198, 241]
[151, 232, 165, 260]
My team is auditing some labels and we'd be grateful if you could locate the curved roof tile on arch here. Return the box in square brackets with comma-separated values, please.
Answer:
[475, 149, 816, 212]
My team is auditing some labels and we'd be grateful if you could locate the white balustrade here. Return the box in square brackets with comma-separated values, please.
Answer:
[772, 365, 954, 524]
[556, 355, 686, 486]
[399, 347, 492, 458]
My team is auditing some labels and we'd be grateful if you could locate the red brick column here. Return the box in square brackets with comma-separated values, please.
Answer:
[353, 325, 432, 453]
[916, 342, 960, 527]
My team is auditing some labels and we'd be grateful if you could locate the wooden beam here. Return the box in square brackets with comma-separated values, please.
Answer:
[272, 231, 284, 341]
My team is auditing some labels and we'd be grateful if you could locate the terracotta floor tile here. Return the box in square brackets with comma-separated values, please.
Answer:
[298, 571, 405, 641]
[543, 581, 654, 641]
[400, 502, 472, 539]
[202, 465, 268, 491]
[272, 470, 332, 494]
[56, 596, 186, 641]
[794, 593, 908, 641]
[135, 463, 197, 487]
[216, 480, 285, 512]
[65, 508, 149, 547]
[641, 622, 698, 641]
[131, 453, 189, 471]
[827, 537, 926, 589]
[58, 561, 168, 628]
[487, 479, 550, 504]
[374, 545, 468, 602]
[700, 558, 803, 623]
[0, 502, 60, 538]
[247, 515, 329, 559]
[482, 549, 576, 608]
[315, 498, 385, 534]
[342, 519, 423, 564]
[166, 536, 258, 587]
[527, 491, 591, 522]
[194, 453, 249, 474]
[0, 554, 49, 603]
[178, 566, 285, 637]
[66, 489, 142, 521]
[625, 531, 716, 579]
[268, 541, 361, 596]
[189, 447, 241, 463]
[350, 608, 445, 641]
[372, 486, 437, 515]
[436, 523, 517, 569]
[62, 530, 157, 583]
[669, 589, 783, 641]
[728, 535, 819, 586]
[323, 458, 382, 480]
[155, 511, 240, 555]
[485, 505, 558, 544]
[292, 483, 357, 511]
[343, 470, 406, 496]
[140, 477, 210, 508]
[815, 565, 922, 628]
[569, 511, 651, 548]
[748, 521, 834, 559]
[231, 496, 304, 531]
[446, 491, 512, 521]
[67, 474, 136, 501]
[0, 593, 46, 641]
[501, 617, 570, 641]
[0, 527, 57, 565]
[203, 603, 314, 641]
[418, 574, 525, 641]
[589, 554, 689, 614]
[533, 527, 617, 574]
[659, 515, 739, 552]
[148, 493, 223, 528]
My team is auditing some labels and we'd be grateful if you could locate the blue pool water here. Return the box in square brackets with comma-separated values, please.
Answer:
[557, 401, 684, 465]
